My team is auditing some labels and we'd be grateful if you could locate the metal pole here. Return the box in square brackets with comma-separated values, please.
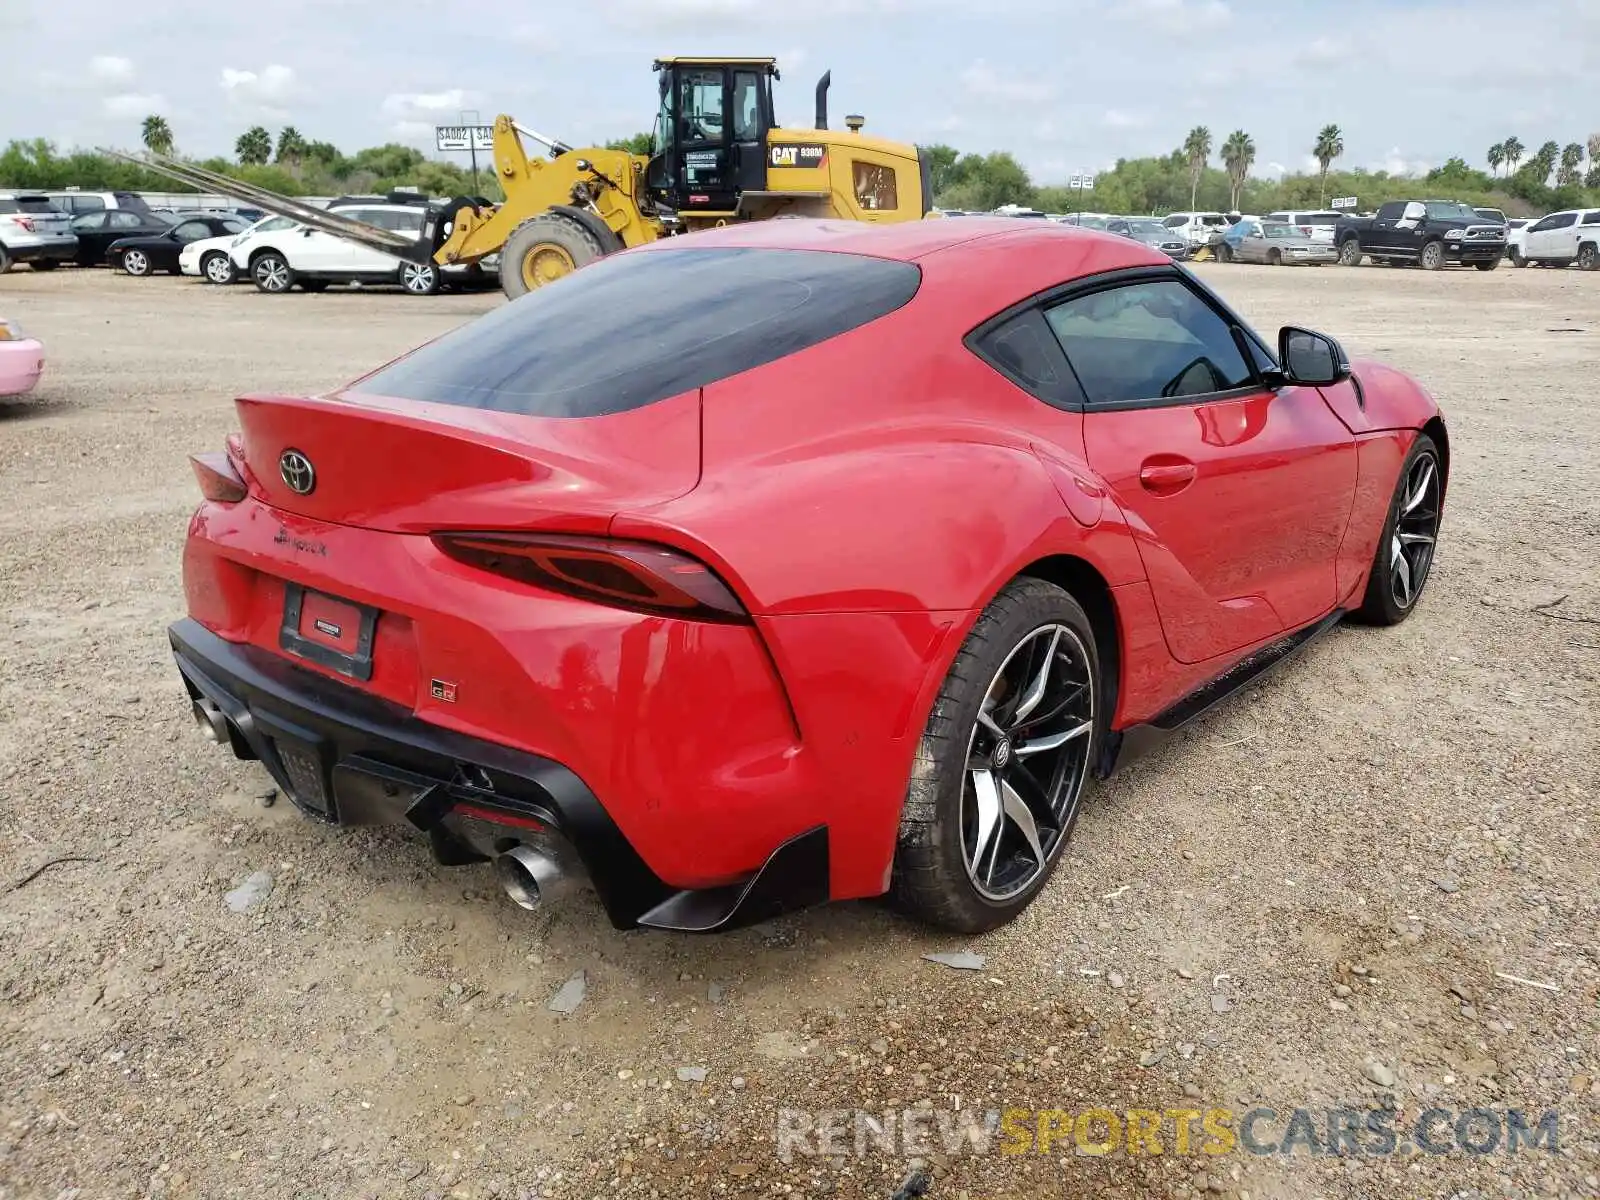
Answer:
[462, 109, 480, 195]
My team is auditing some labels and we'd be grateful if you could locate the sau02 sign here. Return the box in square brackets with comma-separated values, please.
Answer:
[1330, 196, 1358, 210]
[769, 144, 828, 169]
[436, 125, 494, 153]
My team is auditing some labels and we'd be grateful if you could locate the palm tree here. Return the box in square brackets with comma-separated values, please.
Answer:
[1588, 134, 1600, 188]
[1501, 136, 1524, 176]
[1486, 142, 1505, 178]
[1183, 126, 1212, 210]
[1557, 142, 1584, 188]
[141, 115, 173, 157]
[1530, 140, 1560, 183]
[235, 126, 273, 166]
[275, 126, 307, 167]
[1221, 130, 1255, 211]
[1312, 124, 1344, 207]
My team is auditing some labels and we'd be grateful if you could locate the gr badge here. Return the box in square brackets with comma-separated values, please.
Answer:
[769, 144, 828, 169]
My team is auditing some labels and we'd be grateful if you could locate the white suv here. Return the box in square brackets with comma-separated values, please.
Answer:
[1513, 209, 1600, 270]
[1262, 210, 1342, 245]
[0, 193, 78, 272]
[1162, 211, 1229, 249]
[229, 203, 445, 295]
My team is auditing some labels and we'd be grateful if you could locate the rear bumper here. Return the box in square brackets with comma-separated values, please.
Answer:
[3, 236, 77, 263]
[169, 617, 830, 931]
[0, 338, 44, 397]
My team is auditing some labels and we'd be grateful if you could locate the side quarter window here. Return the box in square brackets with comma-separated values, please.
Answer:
[967, 307, 1086, 411]
[1043, 278, 1256, 407]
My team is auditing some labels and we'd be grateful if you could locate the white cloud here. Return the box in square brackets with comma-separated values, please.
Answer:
[1370, 146, 1432, 176]
[960, 58, 1056, 104]
[382, 89, 476, 119]
[1110, 0, 1231, 30]
[390, 120, 438, 144]
[90, 56, 135, 84]
[1291, 37, 1348, 67]
[1103, 109, 1149, 129]
[1262, 161, 1287, 178]
[103, 92, 165, 118]
[220, 65, 298, 105]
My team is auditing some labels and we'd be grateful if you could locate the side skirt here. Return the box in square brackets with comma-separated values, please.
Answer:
[1095, 608, 1346, 778]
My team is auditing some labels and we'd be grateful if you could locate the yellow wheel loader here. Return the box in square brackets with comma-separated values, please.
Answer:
[110, 57, 931, 300]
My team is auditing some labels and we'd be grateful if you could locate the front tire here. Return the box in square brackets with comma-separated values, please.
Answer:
[499, 212, 608, 300]
[891, 578, 1102, 933]
[1475, 260, 1499, 271]
[121, 249, 151, 276]
[1267, 249, 1282, 266]
[399, 259, 441, 295]
[1419, 240, 1445, 270]
[251, 252, 294, 293]
[1354, 434, 1443, 626]
[202, 252, 236, 285]
[1578, 243, 1599, 271]
[1215, 243, 1233, 263]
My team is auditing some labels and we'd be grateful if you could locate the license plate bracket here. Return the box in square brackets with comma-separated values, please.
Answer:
[280, 584, 377, 681]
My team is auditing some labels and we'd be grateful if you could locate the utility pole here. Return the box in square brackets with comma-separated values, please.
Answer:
[461, 108, 481, 196]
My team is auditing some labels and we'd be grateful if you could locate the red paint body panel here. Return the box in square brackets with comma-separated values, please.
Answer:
[177, 218, 1448, 910]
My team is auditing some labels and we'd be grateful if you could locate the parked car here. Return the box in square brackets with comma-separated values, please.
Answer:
[0, 193, 78, 272]
[1221, 219, 1338, 265]
[1335, 200, 1505, 269]
[1055, 212, 1113, 229]
[108, 214, 254, 276]
[1162, 211, 1229, 248]
[40, 190, 159, 218]
[229, 202, 460, 295]
[1473, 207, 1508, 226]
[68, 209, 176, 266]
[1510, 208, 1600, 270]
[1503, 218, 1535, 260]
[1262, 210, 1342, 245]
[1105, 216, 1189, 258]
[171, 218, 1449, 933]
[0, 316, 44, 398]
[179, 215, 295, 285]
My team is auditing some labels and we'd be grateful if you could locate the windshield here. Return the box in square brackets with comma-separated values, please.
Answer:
[1128, 221, 1169, 239]
[1424, 202, 1478, 221]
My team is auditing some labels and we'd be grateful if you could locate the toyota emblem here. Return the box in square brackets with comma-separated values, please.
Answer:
[279, 449, 316, 495]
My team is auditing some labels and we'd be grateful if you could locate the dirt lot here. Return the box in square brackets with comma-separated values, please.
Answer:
[0, 261, 1596, 1200]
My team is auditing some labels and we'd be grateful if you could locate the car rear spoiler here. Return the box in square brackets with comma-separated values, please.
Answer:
[96, 147, 439, 265]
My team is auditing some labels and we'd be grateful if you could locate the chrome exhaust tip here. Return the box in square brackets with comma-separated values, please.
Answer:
[494, 845, 566, 912]
[192, 699, 229, 744]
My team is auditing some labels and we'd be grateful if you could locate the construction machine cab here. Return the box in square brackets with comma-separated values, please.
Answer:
[647, 57, 779, 216]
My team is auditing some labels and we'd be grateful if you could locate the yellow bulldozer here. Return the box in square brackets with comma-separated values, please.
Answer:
[110, 57, 931, 299]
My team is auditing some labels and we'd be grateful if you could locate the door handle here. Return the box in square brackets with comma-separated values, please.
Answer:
[1139, 459, 1197, 495]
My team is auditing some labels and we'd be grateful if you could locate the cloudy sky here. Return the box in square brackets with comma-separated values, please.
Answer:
[2, 0, 1597, 184]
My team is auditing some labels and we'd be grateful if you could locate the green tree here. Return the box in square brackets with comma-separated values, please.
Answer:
[1183, 126, 1211, 210]
[1486, 142, 1505, 177]
[934, 150, 1034, 211]
[1312, 124, 1344, 206]
[1526, 140, 1560, 184]
[604, 132, 654, 156]
[275, 126, 307, 167]
[1221, 130, 1255, 211]
[235, 126, 272, 165]
[1557, 142, 1584, 188]
[141, 115, 173, 156]
[917, 143, 961, 200]
[1501, 135, 1524, 175]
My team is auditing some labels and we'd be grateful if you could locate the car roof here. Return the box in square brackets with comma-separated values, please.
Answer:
[630, 216, 1170, 269]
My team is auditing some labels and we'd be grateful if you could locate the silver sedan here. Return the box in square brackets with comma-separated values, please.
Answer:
[1227, 220, 1338, 265]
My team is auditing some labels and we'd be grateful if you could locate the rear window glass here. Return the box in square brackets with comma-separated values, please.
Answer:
[351, 247, 921, 417]
[16, 196, 62, 214]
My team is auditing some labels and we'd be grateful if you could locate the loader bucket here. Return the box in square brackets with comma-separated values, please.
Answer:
[97, 148, 441, 265]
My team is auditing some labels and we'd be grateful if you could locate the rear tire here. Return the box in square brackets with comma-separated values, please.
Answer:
[0, 245, 11, 273]
[1338, 239, 1362, 266]
[1354, 434, 1443, 627]
[890, 578, 1103, 933]
[499, 212, 608, 300]
[30, 259, 58, 271]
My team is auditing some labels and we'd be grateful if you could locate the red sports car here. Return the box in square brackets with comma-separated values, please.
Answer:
[171, 217, 1447, 933]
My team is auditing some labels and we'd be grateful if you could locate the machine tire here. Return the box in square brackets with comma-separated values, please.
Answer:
[890, 577, 1103, 933]
[201, 252, 236, 285]
[1578, 243, 1599, 271]
[1338, 238, 1362, 266]
[31, 259, 58, 271]
[499, 212, 609, 300]
[1419, 240, 1445, 270]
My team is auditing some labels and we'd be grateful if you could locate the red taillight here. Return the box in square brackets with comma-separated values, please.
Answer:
[431, 532, 750, 624]
[190, 451, 247, 503]
[15, 216, 34, 232]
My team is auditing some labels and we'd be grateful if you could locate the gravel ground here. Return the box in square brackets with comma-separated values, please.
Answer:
[0, 262, 1596, 1200]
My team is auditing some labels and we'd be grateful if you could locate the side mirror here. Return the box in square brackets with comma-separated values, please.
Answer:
[1277, 326, 1350, 387]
